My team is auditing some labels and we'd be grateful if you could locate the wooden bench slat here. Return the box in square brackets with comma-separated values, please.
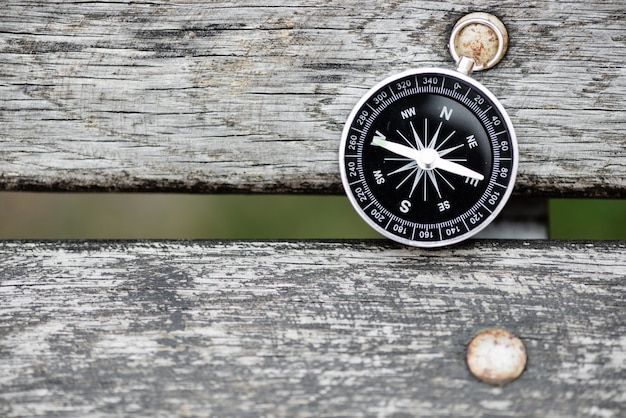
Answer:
[0, 1, 624, 196]
[0, 240, 623, 416]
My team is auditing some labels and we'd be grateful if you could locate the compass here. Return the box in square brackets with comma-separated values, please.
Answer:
[339, 14, 518, 247]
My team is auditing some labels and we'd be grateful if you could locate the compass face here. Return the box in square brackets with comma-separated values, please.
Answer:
[339, 68, 518, 247]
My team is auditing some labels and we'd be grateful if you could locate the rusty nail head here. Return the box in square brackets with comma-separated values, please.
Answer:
[466, 328, 527, 385]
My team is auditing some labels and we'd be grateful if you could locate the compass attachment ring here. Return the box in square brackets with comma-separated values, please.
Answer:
[449, 13, 508, 72]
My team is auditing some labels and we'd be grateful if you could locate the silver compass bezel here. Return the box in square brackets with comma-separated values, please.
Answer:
[339, 68, 518, 248]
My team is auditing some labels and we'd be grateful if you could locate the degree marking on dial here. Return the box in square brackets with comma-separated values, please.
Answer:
[480, 202, 494, 214]
[363, 201, 375, 211]
[462, 218, 470, 232]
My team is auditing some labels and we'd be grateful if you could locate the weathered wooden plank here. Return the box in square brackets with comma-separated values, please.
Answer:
[0, 240, 623, 417]
[0, 1, 624, 196]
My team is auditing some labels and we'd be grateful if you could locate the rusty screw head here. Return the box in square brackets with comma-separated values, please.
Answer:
[466, 328, 527, 385]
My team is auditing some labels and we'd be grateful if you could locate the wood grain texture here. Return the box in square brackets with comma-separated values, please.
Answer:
[0, 240, 624, 417]
[0, 1, 624, 196]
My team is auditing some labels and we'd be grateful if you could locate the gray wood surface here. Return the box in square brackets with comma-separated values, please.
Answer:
[0, 0, 624, 196]
[0, 240, 624, 417]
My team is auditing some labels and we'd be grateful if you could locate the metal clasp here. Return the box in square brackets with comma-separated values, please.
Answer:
[449, 12, 509, 74]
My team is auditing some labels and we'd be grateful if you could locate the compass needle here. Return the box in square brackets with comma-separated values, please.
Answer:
[372, 137, 421, 161]
[435, 159, 484, 180]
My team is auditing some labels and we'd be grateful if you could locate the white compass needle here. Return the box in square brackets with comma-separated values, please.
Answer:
[435, 159, 484, 180]
[371, 138, 421, 161]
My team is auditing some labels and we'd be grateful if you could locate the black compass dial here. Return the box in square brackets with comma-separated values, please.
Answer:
[339, 68, 518, 247]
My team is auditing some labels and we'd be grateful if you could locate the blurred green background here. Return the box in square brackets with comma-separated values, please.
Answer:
[0, 193, 624, 239]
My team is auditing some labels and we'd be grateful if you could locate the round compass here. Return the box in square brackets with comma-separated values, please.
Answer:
[339, 67, 518, 247]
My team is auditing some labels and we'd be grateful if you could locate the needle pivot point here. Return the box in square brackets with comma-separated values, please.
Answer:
[421, 148, 439, 169]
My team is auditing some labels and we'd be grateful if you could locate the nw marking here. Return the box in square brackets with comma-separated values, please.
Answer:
[401, 107, 417, 120]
